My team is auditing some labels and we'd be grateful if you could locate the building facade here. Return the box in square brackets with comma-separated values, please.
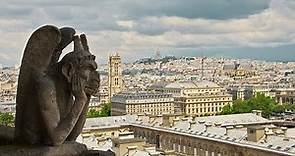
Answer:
[82, 112, 295, 156]
[274, 88, 295, 104]
[108, 53, 123, 100]
[151, 80, 233, 116]
[218, 63, 256, 79]
[111, 92, 174, 116]
[227, 86, 254, 100]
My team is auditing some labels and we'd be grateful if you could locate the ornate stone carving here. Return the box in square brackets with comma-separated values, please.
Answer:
[14, 25, 99, 146]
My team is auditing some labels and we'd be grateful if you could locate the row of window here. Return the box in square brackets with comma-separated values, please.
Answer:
[128, 98, 172, 103]
[184, 89, 221, 93]
[186, 107, 222, 114]
[127, 108, 173, 114]
[163, 90, 180, 93]
[126, 103, 174, 108]
[186, 97, 231, 102]
[186, 102, 229, 107]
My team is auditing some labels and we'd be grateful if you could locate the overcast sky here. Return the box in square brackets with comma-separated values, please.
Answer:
[1, 0, 295, 65]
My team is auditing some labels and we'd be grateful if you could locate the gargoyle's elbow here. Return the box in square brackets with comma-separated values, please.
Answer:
[45, 136, 64, 146]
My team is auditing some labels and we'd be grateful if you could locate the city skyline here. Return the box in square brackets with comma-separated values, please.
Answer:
[1, 0, 295, 66]
[2, 1, 295, 155]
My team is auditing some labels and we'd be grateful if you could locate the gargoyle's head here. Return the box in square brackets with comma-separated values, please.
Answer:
[60, 34, 98, 90]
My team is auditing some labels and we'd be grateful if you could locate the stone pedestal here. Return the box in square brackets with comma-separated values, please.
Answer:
[0, 141, 87, 156]
[0, 125, 14, 145]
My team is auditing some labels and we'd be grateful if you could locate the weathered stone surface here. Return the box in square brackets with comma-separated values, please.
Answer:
[0, 126, 14, 145]
[14, 25, 99, 146]
[0, 141, 87, 156]
[84, 150, 115, 156]
[0, 25, 104, 155]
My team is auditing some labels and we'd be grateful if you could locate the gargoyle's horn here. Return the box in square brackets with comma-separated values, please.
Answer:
[80, 34, 89, 51]
[73, 35, 83, 51]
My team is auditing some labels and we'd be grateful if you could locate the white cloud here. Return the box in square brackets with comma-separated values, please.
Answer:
[118, 0, 295, 49]
[0, 0, 294, 65]
[116, 20, 136, 29]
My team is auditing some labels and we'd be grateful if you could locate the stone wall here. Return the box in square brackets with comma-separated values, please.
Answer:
[130, 125, 293, 156]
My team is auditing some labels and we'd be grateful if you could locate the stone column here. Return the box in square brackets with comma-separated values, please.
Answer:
[279, 97, 283, 104]
[168, 139, 173, 150]
[195, 147, 199, 156]
[231, 152, 237, 156]
[222, 150, 228, 156]
[173, 143, 176, 151]
[194, 147, 197, 156]
[177, 144, 180, 153]
[215, 150, 221, 156]
[199, 149, 206, 156]
[160, 138, 165, 150]
[161, 138, 165, 149]
[187, 146, 193, 155]
[208, 150, 213, 156]
[179, 144, 186, 154]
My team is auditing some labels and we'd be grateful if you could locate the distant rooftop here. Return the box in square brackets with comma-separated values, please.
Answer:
[113, 92, 173, 100]
[163, 80, 220, 89]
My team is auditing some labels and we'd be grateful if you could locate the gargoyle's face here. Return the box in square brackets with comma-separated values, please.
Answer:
[84, 70, 100, 96]
[67, 57, 98, 96]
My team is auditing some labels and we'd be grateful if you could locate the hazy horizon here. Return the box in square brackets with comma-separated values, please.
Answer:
[1, 0, 295, 66]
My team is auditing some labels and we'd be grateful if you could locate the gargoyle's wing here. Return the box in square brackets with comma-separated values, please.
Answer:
[15, 25, 61, 134]
[20, 25, 61, 73]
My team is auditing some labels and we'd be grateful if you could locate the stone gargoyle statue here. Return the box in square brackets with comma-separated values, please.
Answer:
[14, 25, 100, 146]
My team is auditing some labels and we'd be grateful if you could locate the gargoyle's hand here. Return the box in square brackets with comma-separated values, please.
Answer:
[72, 75, 87, 100]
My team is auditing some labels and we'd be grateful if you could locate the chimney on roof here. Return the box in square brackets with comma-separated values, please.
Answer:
[198, 120, 205, 124]
[225, 126, 234, 136]
[172, 118, 180, 127]
[252, 110, 262, 117]
[281, 127, 288, 138]
[192, 115, 197, 121]
[181, 117, 188, 121]
[214, 122, 222, 127]
[127, 146, 137, 156]
[204, 123, 212, 132]
[148, 114, 154, 123]
[247, 126, 265, 142]
[235, 125, 244, 129]
[189, 121, 196, 130]
[256, 110, 262, 117]
[162, 115, 170, 127]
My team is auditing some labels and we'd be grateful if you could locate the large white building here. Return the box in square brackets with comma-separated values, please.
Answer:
[111, 92, 174, 116]
[150, 80, 233, 116]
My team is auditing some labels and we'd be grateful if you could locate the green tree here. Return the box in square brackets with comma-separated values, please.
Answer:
[273, 104, 286, 113]
[247, 93, 276, 117]
[273, 103, 295, 113]
[99, 103, 111, 117]
[220, 104, 233, 115]
[0, 112, 14, 127]
[232, 99, 251, 114]
[86, 109, 100, 118]
[86, 103, 111, 118]
[221, 93, 277, 118]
